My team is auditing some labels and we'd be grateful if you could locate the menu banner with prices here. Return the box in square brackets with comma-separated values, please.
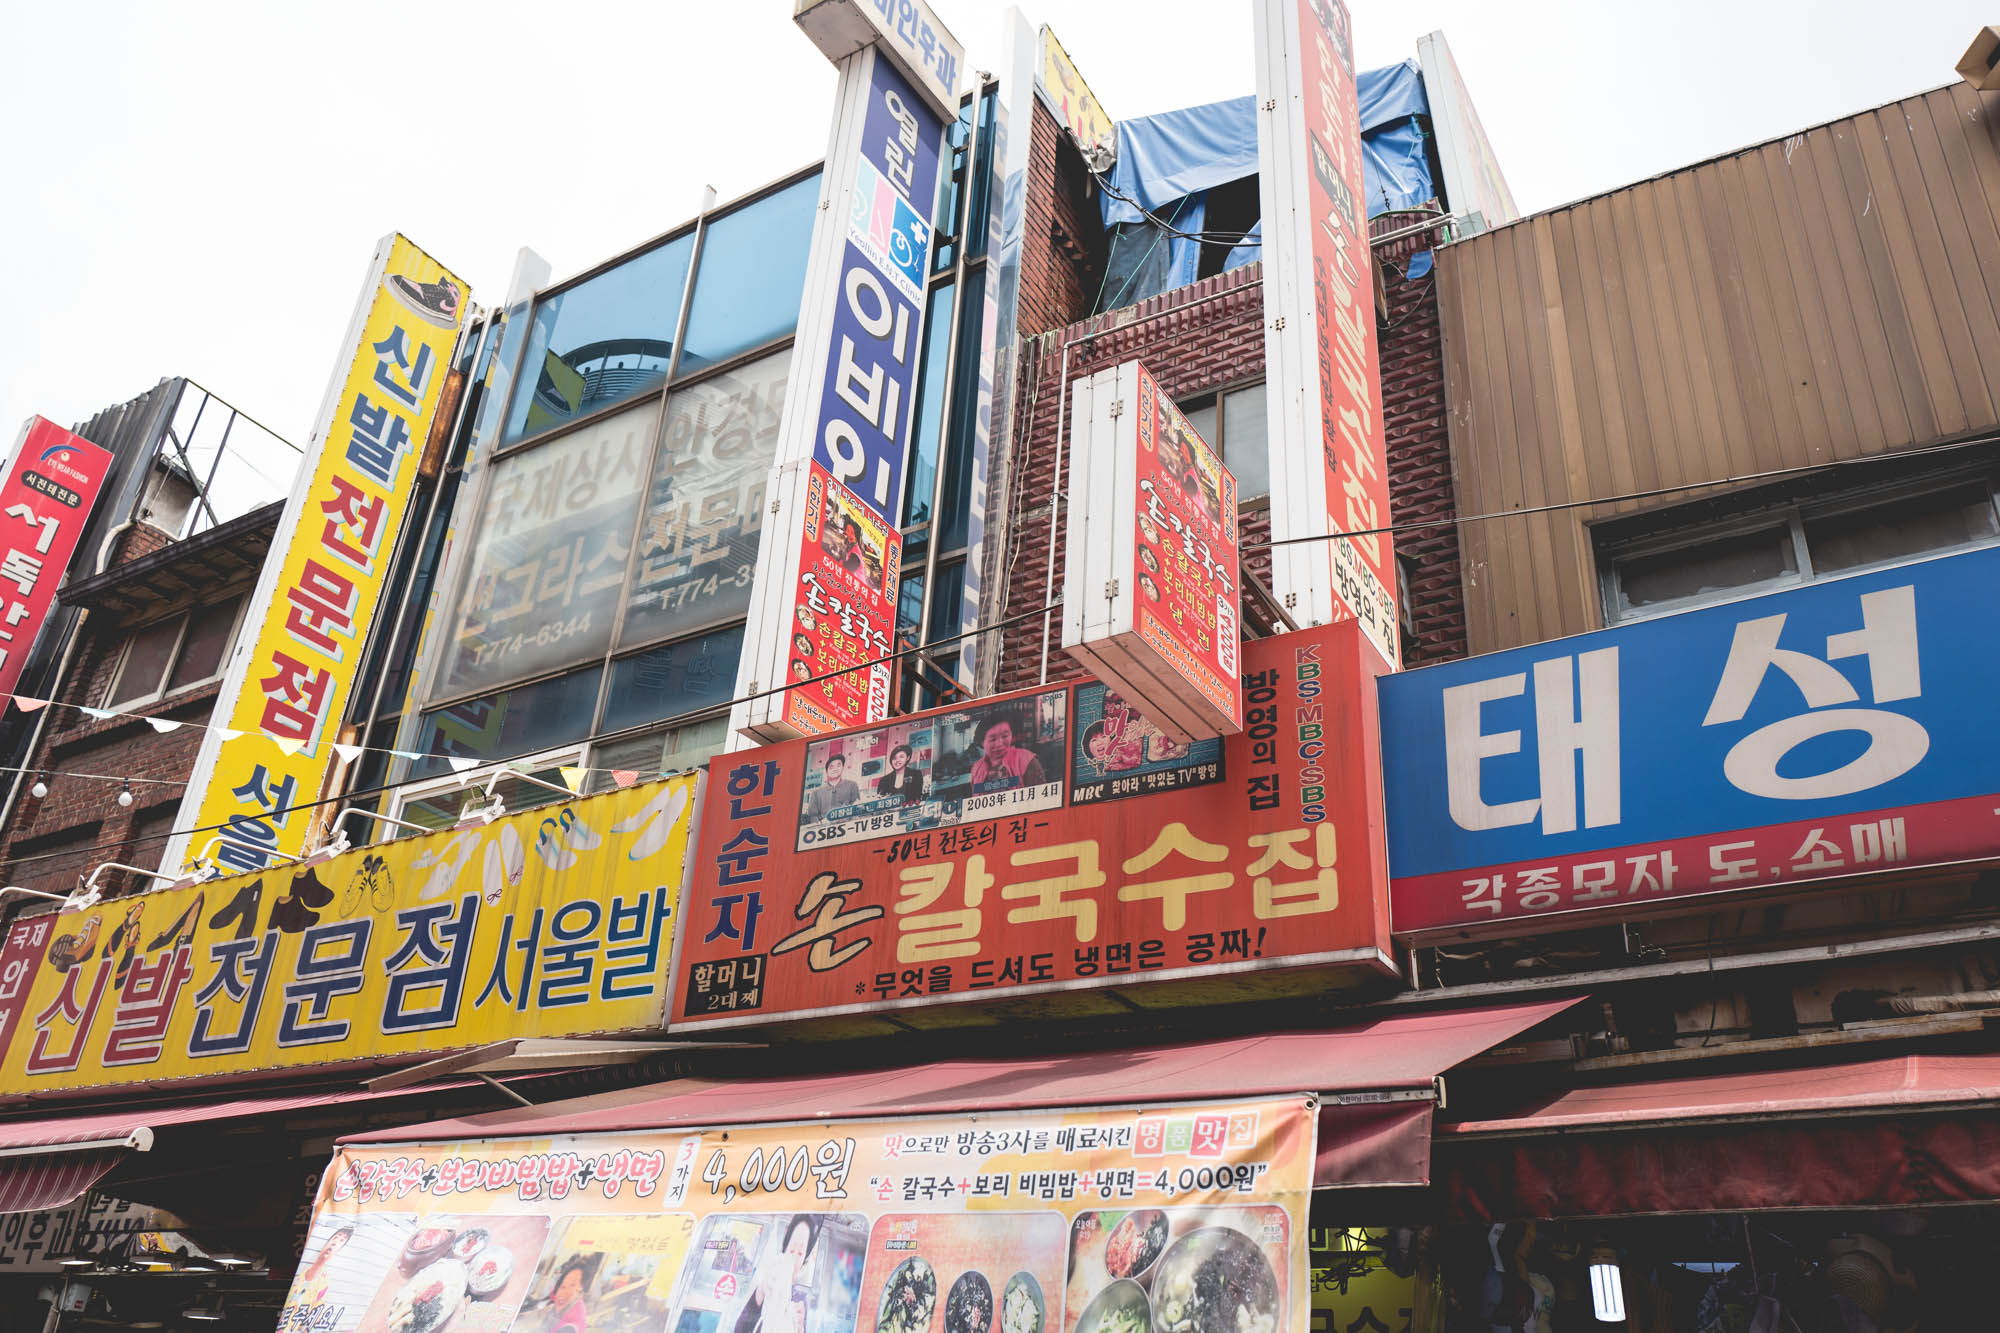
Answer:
[283, 1096, 1316, 1333]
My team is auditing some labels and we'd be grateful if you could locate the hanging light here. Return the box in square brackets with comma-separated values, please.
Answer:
[1588, 1244, 1626, 1323]
[117, 781, 134, 808]
[29, 774, 47, 799]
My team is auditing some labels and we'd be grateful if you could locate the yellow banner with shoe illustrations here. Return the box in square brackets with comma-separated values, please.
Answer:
[0, 775, 698, 1095]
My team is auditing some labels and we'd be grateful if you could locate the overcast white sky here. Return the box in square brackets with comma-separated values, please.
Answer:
[0, 0, 1989, 456]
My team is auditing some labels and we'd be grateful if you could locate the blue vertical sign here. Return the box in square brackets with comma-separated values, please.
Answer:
[812, 55, 944, 526]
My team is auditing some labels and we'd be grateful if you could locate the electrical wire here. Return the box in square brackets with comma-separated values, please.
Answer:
[11, 424, 1992, 884]
[0, 603, 1055, 881]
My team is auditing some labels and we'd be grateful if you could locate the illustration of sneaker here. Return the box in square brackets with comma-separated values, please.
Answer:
[386, 274, 461, 328]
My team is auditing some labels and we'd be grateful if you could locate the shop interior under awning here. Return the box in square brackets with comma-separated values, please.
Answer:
[1089, 60, 1440, 312]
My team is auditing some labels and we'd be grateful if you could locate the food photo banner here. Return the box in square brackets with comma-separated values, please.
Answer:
[678, 622, 1393, 1027]
[1380, 546, 2000, 935]
[281, 1096, 1316, 1333]
[0, 776, 697, 1095]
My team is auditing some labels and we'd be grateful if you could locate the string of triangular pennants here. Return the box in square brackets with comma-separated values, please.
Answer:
[4, 693, 652, 795]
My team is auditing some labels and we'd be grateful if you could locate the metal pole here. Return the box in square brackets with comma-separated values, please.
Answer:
[913, 80, 989, 687]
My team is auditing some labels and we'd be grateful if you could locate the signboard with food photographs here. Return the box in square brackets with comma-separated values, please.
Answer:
[676, 621, 1393, 1028]
[284, 1097, 1315, 1333]
[0, 776, 698, 1095]
[1062, 360, 1243, 742]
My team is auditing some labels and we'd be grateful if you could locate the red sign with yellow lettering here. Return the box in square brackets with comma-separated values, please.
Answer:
[674, 622, 1393, 1025]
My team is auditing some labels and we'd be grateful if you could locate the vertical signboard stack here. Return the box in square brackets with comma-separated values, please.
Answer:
[738, 0, 963, 741]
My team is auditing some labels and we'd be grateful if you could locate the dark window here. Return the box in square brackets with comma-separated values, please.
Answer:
[104, 595, 244, 708]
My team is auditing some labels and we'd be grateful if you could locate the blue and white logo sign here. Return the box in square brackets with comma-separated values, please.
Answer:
[1380, 546, 2000, 932]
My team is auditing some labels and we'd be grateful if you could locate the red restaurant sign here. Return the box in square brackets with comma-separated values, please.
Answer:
[674, 621, 1393, 1025]
[0, 419, 112, 699]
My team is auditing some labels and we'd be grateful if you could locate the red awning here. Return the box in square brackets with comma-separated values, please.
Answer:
[1439, 1052, 2000, 1219]
[347, 996, 1583, 1189]
[0, 1083, 478, 1215]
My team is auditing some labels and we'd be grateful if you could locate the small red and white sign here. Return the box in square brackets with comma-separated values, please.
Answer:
[1062, 360, 1243, 740]
[0, 419, 113, 700]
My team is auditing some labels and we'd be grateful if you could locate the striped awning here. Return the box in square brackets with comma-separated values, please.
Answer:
[0, 1148, 127, 1214]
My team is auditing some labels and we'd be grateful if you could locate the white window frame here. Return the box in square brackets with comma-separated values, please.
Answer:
[1600, 471, 2000, 625]
[386, 743, 586, 832]
[101, 596, 248, 714]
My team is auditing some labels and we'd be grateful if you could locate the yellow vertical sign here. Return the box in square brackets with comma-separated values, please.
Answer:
[166, 235, 468, 874]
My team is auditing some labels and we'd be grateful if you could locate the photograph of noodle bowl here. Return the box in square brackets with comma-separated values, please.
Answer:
[1061, 1209, 1288, 1333]
[861, 1215, 1064, 1333]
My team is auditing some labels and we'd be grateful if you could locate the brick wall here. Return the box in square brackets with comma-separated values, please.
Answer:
[992, 240, 1466, 692]
[1015, 101, 1101, 342]
[0, 615, 219, 898]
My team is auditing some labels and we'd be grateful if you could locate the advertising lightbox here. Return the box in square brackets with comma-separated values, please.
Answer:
[1062, 361, 1243, 741]
[1380, 547, 2000, 936]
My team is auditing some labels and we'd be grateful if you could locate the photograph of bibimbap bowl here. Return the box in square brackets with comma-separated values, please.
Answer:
[349, 1214, 553, 1333]
[860, 1215, 1067, 1333]
[1060, 1209, 1289, 1333]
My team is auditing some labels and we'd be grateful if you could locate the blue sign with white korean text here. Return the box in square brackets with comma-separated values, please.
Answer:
[811, 52, 943, 525]
[1380, 546, 2000, 931]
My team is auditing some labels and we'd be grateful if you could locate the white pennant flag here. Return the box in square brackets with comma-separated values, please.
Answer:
[332, 743, 365, 764]
[447, 756, 482, 774]
[145, 717, 183, 734]
[271, 736, 306, 757]
[216, 728, 244, 742]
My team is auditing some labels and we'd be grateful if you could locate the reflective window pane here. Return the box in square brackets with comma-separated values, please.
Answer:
[437, 403, 652, 697]
[502, 233, 694, 444]
[678, 174, 820, 372]
[602, 624, 745, 735]
[402, 766, 573, 833]
[1806, 484, 2000, 574]
[1182, 400, 1217, 445]
[168, 596, 242, 690]
[940, 268, 985, 549]
[623, 349, 790, 648]
[1222, 383, 1270, 499]
[1617, 526, 1798, 611]
[106, 618, 181, 706]
[587, 716, 730, 792]
[904, 282, 956, 527]
[410, 667, 602, 779]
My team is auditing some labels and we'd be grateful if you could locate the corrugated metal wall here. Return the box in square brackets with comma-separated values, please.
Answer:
[1436, 82, 2000, 652]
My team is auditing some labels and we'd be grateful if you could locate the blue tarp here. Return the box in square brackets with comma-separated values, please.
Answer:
[1098, 60, 1436, 303]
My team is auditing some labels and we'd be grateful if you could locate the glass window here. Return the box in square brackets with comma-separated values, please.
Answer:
[1615, 525, 1799, 612]
[932, 107, 973, 274]
[903, 283, 956, 528]
[502, 233, 695, 444]
[105, 617, 184, 708]
[168, 596, 242, 691]
[1182, 400, 1217, 446]
[409, 667, 602, 779]
[622, 349, 791, 648]
[678, 174, 821, 372]
[437, 401, 653, 697]
[602, 624, 745, 735]
[940, 268, 986, 550]
[1221, 383, 1270, 499]
[587, 716, 730, 792]
[1806, 484, 1999, 574]
[400, 764, 574, 833]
